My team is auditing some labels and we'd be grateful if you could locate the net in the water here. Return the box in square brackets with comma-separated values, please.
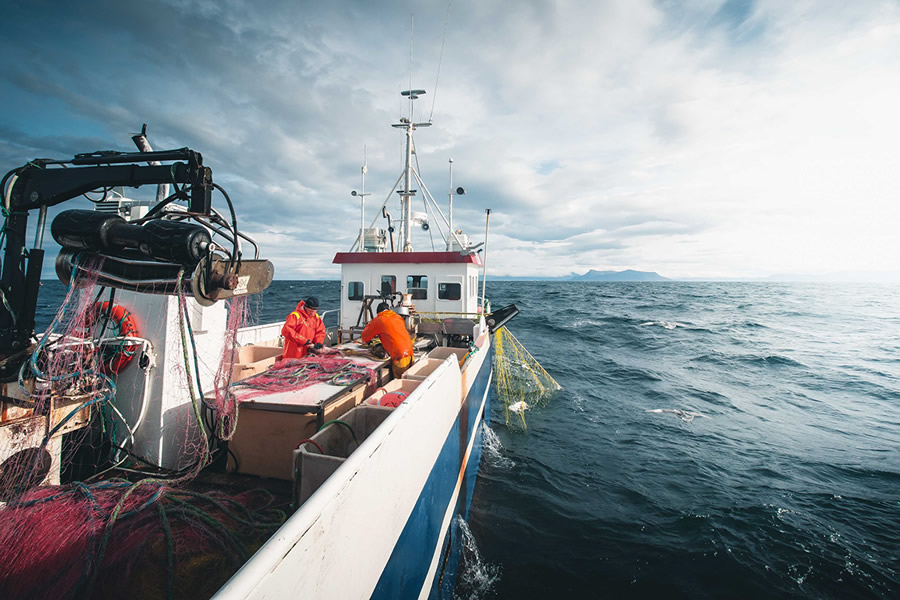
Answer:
[492, 327, 560, 431]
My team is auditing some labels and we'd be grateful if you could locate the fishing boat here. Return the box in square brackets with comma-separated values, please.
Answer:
[0, 90, 519, 599]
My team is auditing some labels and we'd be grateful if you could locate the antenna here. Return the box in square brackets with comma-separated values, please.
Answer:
[430, 1, 453, 122]
[408, 15, 414, 119]
[448, 158, 454, 249]
[351, 145, 371, 252]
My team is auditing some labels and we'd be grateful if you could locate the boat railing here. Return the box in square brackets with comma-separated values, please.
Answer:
[414, 311, 481, 323]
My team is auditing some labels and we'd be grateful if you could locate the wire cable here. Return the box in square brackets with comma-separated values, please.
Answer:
[212, 183, 240, 272]
[429, 1, 452, 122]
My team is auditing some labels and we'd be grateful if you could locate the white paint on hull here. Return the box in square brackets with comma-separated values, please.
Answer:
[214, 356, 464, 599]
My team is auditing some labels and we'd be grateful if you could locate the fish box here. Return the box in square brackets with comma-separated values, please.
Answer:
[427, 346, 469, 366]
[228, 383, 368, 481]
[293, 404, 395, 505]
[230, 345, 283, 382]
[365, 378, 421, 406]
[402, 358, 444, 381]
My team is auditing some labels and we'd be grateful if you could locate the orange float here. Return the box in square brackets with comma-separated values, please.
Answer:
[92, 301, 139, 374]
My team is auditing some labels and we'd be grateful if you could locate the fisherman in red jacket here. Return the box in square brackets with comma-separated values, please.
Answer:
[361, 302, 414, 377]
[281, 296, 326, 359]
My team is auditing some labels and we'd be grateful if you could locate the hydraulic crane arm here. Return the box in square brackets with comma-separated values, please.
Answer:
[8, 148, 211, 213]
[0, 147, 272, 370]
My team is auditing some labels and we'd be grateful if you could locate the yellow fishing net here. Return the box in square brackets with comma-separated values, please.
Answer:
[492, 327, 561, 431]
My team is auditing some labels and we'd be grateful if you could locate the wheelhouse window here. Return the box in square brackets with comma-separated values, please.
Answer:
[381, 275, 396, 296]
[348, 281, 364, 301]
[407, 275, 428, 300]
[438, 282, 461, 301]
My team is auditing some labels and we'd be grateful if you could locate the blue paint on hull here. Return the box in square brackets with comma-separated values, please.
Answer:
[372, 346, 493, 600]
[431, 356, 492, 600]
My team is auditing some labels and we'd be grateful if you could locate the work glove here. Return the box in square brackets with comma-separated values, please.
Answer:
[314, 343, 323, 350]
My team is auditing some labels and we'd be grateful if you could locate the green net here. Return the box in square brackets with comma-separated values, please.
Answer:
[492, 327, 561, 431]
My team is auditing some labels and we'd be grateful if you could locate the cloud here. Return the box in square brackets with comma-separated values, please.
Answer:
[1, 0, 899, 280]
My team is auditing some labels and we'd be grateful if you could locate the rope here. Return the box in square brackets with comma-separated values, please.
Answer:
[176, 270, 211, 470]
[158, 502, 176, 600]
[233, 357, 375, 401]
[297, 438, 325, 454]
[9, 480, 286, 597]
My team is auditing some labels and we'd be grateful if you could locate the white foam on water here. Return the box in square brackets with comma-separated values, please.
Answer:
[645, 408, 708, 423]
[640, 320, 682, 329]
[569, 319, 604, 328]
[483, 425, 515, 469]
[454, 517, 502, 600]
[788, 563, 813, 586]
[571, 390, 586, 412]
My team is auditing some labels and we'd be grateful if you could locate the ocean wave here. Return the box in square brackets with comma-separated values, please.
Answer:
[645, 408, 708, 423]
[639, 320, 683, 329]
[454, 517, 502, 600]
[749, 354, 806, 368]
[689, 352, 805, 369]
[605, 366, 664, 383]
[567, 318, 605, 328]
[482, 425, 515, 470]
[688, 351, 732, 366]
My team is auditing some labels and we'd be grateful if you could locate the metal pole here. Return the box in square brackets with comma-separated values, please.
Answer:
[448, 158, 453, 250]
[33, 206, 47, 249]
[480, 209, 491, 313]
[132, 126, 169, 203]
[402, 123, 414, 252]
[360, 146, 367, 252]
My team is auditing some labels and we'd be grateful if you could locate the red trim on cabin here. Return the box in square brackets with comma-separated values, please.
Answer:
[333, 251, 482, 265]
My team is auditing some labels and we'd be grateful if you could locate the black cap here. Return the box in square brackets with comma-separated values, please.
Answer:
[376, 302, 390, 313]
[305, 296, 320, 309]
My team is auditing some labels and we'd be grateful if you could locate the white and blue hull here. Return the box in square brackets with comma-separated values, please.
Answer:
[214, 335, 493, 600]
[374, 343, 492, 599]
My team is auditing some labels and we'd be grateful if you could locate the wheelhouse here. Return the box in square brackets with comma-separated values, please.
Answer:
[334, 251, 483, 333]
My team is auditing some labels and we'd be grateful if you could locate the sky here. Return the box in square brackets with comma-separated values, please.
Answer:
[1, 0, 899, 280]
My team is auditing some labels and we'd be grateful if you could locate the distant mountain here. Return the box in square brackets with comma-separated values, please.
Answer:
[492, 269, 669, 281]
[571, 269, 668, 281]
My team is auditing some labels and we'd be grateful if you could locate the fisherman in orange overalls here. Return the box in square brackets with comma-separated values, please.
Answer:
[281, 296, 326, 359]
[361, 302, 414, 377]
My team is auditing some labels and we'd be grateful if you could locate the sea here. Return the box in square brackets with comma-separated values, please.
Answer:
[34, 279, 900, 599]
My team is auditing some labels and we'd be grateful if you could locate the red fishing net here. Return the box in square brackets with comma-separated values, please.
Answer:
[209, 294, 247, 441]
[232, 355, 377, 402]
[0, 254, 109, 501]
[0, 480, 284, 600]
[0, 258, 278, 599]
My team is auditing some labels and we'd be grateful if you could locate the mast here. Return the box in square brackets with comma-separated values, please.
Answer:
[402, 115, 413, 252]
[351, 146, 370, 252]
[392, 89, 430, 252]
